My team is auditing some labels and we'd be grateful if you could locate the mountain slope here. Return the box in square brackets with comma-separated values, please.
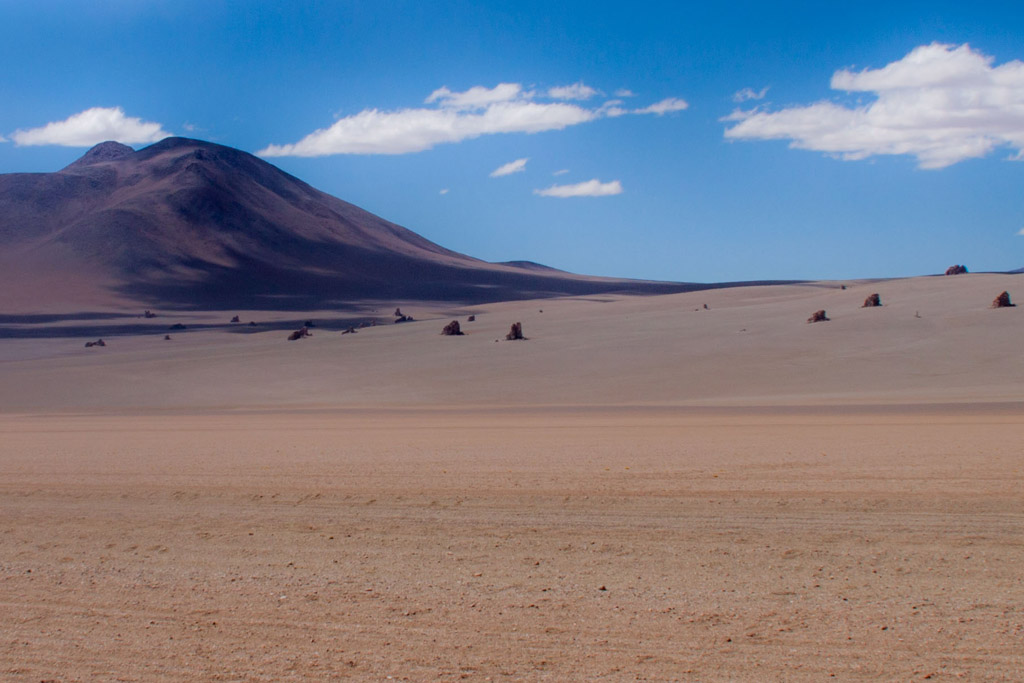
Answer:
[1, 137, 699, 309]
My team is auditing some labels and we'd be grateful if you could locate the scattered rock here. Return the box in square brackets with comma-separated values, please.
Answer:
[248, 321, 257, 326]
[395, 314, 414, 323]
[992, 291, 1015, 308]
[164, 335, 171, 340]
[703, 303, 709, 310]
[230, 315, 240, 323]
[143, 310, 156, 318]
[341, 326, 358, 334]
[945, 264, 968, 275]
[506, 322, 525, 340]
[467, 315, 476, 322]
[862, 293, 882, 308]
[807, 310, 829, 323]
[840, 285, 847, 290]
[287, 326, 312, 341]
[84, 339, 106, 348]
[441, 320, 464, 336]
[169, 323, 186, 330]
[394, 307, 403, 317]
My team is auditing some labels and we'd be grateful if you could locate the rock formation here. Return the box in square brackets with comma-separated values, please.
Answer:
[945, 265, 968, 275]
[84, 339, 106, 347]
[169, 323, 186, 330]
[467, 315, 476, 322]
[506, 322, 525, 340]
[807, 310, 829, 323]
[992, 291, 1015, 308]
[441, 320, 464, 336]
[341, 327, 358, 334]
[862, 293, 881, 307]
[231, 315, 240, 323]
[287, 326, 312, 341]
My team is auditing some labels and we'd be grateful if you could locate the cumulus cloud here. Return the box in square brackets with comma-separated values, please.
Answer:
[548, 82, 599, 100]
[733, 86, 769, 103]
[634, 97, 689, 115]
[490, 158, 529, 177]
[724, 43, 1024, 169]
[259, 84, 688, 157]
[11, 107, 170, 147]
[534, 179, 623, 198]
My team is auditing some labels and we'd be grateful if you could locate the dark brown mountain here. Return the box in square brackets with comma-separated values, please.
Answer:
[0, 137, 706, 310]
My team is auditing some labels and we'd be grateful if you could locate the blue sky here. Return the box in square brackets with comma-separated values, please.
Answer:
[2, 0, 1023, 281]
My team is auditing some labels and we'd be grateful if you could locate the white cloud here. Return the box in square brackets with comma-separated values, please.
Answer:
[426, 83, 525, 109]
[724, 43, 1024, 169]
[11, 107, 170, 147]
[634, 97, 689, 115]
[599, 100, 628, 117]
[548, 82, 598, 100]
[490, 157, 529, 177]
[553, 168, 569, 176]
[439, 188, 450, 195]
[0, 134, 7, 143]
[615, 88, 636, 98]
[1018, 227, 1024, 235]
[733, 86, 769, 103]
[534, 179, 623, 198]
[259, 84, 688, 157]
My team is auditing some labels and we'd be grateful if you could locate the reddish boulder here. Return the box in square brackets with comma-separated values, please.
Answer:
[945, 265, 968, 275]
[807, 310, 829, 323]
[862, 293, 882, 307]
[441, 320, 464, 336]
[992, 291, 1015, 308]
[506, 322, 525, 340]
[287, 326, 312, 341]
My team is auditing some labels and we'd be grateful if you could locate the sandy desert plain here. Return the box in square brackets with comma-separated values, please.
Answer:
[1, 272, 1023, 681]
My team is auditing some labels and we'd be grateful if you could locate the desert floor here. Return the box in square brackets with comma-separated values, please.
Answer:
[1, 275, 1023, 680]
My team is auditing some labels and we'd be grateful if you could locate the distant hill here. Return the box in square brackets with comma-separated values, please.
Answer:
[0, 138, 700, 310]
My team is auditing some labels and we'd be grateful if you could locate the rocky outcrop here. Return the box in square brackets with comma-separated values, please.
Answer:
[467, 315, 476, 322]
[287, 326, 312, 341]
[945, 265, 968, 275]
[506, 322, 525, 340]
[341, 326, 358, 334]
[862, 293, 882, 307]
[807, 310, 829, 323]
[231, 315, 240, 323]
[84, 339, 106, 348]
[395, 314, 414, 323]
[169, 323, 186, 330]
[992, 291, 1015, 308]
[441, 320, 464, 336]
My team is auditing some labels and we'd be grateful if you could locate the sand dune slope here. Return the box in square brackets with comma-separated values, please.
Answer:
[0, 273, 1020, 410]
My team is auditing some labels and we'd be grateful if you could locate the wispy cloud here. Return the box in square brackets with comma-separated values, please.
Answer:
[259, 83, 688, 157]
[733, 86, 769, 103]
[633, 97, 689, 115]
[11, 107, 170, 147]
[1018, 227, 1024, 236]
[0, 134, 7, 143]
[724, 43, 1024, 169]
[614, 88, 636, 98]
[490, 158, 529, 177]
[553, 168, 569, 176]
[439, 188, 450, 195]
[426, 83, 525, 109]
[534, 179, 623, 198]
[548, 82, 598, 100]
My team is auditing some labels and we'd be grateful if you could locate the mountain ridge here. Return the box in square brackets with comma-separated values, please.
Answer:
[0, 137, 719, 310]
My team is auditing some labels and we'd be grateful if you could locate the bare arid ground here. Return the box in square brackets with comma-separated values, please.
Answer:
[2, 275, 1023, 680]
